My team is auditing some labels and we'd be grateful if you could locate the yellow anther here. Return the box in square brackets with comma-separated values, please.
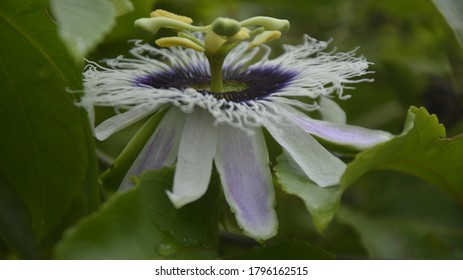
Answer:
[150, 9, 193, 24]
[155, 37, 205, 52]
[250, 30, 281, 48]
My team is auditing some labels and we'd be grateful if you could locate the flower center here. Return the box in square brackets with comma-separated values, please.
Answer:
[135, 65, 297, 103]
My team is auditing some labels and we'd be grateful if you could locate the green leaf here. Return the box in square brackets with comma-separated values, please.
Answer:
[341, 106, 463, 203]
[233, 240, 335, 260]
[433, 0, 463, 46]
[55, 169, 221, 259]
[50, 0, 128, 61]
[274, 154, 343, 234]
[0, 0, 99, 247]
[275, 106, 463, 236]
[0, 171, 38, 259]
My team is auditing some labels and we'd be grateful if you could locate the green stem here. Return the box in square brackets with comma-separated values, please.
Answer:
[207, 54, 226, 92]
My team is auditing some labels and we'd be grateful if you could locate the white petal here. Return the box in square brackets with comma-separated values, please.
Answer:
[95, 103, 160, 141]
[119, 107, 185, 191]
[264, 120, 346, 187]
[167, 109, 218, 208]
[319, 96, 346, 124]
[215, 126, 277, 240]
[291, 113, 393, 150]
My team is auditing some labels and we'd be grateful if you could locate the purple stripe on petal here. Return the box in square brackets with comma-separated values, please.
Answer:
[129, 129, 175, 174]
[291, 113, 393, 150]
[119, 108, 185, 191]
[215, 126, 277, 240]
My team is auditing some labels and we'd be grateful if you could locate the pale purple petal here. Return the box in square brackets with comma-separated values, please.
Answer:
[118, 107, 185, 191]
[264, 119, 346, 187]
[167, 109, 218, 208]
[290, 113, 393, 150]
[214, 125, 277, 240]
[95, 103, 160, 141]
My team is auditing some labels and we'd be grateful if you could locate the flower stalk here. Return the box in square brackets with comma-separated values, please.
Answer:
[207, 53, 226, 92]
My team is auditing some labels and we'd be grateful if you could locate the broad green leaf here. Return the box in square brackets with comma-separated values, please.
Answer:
[275, 106, 463, 236]
[0, 0, 99, 247]
[274, 154, 343, 234]
[341, 106, 463, 203]
[0, 172, 38, 259]
[338, 171, 463, 259]
[433, 0, 463, 46]
[233, 240, 335, 260]
[54, 169, 220, 259]
[50, 0, 127, 61]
